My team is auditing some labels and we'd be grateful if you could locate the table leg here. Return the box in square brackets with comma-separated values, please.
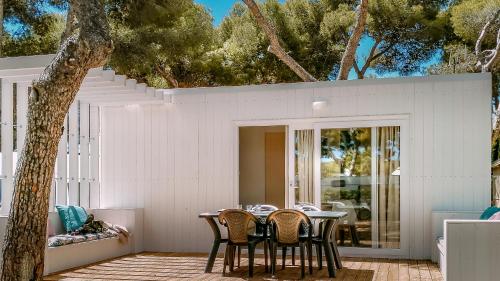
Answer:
[204, 217, 223, 273]
[322, 219, 336, 278]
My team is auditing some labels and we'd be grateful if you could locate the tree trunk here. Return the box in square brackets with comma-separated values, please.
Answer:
[0, 1, 112, 280]
[337, 0, 369, 80]
[155, 65, 179, 88]
[242, 0, 317, 82]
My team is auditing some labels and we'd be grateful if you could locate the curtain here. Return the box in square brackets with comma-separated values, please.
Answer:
[377, 127, 400, 249]
[296, 130, 314, 204]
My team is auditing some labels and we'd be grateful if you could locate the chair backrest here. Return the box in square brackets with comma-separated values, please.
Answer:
[218, 209, 258, 244]
[331, 199, 358, 225]
[266, 209, 311, 244]
[294, 203, 321, 212]
[254, 204, 279, 212]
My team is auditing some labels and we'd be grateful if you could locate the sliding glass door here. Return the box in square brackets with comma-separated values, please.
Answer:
[289, 119, 408, 255]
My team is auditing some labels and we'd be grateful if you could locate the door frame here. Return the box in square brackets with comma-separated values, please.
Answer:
[234, 114, 410, 258]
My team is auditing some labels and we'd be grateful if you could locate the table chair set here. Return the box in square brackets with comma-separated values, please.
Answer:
[199, 204, 347, 279]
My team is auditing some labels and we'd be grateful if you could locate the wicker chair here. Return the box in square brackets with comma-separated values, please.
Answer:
[266, 209, 313, 279]
[218, 209, 268, 277]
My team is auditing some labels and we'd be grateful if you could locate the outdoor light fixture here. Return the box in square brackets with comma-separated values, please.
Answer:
[312, 97, 328, 108]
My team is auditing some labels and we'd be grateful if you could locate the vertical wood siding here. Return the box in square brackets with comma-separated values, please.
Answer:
[99, 74, 492, 259]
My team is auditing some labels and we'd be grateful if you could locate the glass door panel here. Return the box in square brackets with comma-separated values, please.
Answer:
[319, 126, 400, 249]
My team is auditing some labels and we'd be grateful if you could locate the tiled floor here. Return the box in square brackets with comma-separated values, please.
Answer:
[45, 252, 443, 280]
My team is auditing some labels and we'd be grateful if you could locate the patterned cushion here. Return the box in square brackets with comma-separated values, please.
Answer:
[48, 229, 119, 248]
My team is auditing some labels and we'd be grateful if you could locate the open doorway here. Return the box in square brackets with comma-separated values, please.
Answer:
[239, 126, 286, 209]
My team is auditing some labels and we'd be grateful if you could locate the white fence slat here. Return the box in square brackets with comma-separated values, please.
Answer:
[79, 102, 90, 208]
[16, 83, 29, 153]
[68, 102, 79, 205]
[56, 117, 68, 205]
[1, 79, 14, 215]
[89, 106, 100, 209]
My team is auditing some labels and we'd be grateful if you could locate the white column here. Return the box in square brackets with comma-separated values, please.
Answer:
[1, 79, 14, 215]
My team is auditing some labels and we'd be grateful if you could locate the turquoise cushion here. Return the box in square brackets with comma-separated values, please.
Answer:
[55, 205, 88, 232]
[479, 206, 500, 220]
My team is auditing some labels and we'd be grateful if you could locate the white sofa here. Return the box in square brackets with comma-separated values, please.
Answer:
[43, 208, 143, 275]
[431, 211, 500, 281]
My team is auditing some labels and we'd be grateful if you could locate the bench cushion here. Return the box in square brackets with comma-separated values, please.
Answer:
[48, 229, 118, 248]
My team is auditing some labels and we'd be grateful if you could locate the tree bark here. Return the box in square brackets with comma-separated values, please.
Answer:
[242, 0, 317, 82]
[0, 0, 112, 280]
[337, 0, 369, 80]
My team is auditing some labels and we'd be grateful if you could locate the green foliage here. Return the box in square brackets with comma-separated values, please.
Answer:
[2, 13, 64, 57]
[451, 0, 500, 46]
[365, 0, 451, 75]
[107, 0, 220, 88]
[217, 0, 353, 84]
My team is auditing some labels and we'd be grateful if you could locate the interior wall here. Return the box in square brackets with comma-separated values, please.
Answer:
[239, 126, 285, 208]
[99, 73, 492, 259]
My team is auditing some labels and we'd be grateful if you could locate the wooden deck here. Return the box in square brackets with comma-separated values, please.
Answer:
[45, 252, 443, 280]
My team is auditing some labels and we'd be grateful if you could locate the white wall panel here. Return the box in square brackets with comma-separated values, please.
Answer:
[99, 74, 492, 259]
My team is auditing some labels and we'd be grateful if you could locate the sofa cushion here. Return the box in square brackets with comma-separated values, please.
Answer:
[56, 205, 88, 232]
[47, 229, 118, 248]
[479, 206, 500, 220]
[488, 211, 500, 220]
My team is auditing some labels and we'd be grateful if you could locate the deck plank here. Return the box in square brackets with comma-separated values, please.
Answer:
[45, 252, 442, 281]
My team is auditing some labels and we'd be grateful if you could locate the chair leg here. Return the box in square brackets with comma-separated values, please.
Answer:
[229, 245, 234, 272]
[223, 245, 229, 276]
[315, 243, 323, 270]
[248, 244, 256, 278]
[237, 246, 241, 268]
[264, 240, 269, 273]
[299, 243, 305, 279]
[307, 241, 313, 274]
[282, 246, 287, 270]
[272, 243, 278, 277]
[292, 247, 296, 265]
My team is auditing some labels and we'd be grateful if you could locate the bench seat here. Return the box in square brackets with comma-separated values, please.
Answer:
[48, 229, 119, 248]
[43, 208, 143, 275]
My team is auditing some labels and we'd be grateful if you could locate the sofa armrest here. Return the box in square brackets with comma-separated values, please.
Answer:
[430, 211, 482, 262]
[444, 220, 500, 281]
[91, 208, 144, 253]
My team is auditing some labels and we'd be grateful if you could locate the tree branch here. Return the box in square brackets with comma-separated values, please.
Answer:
[337, 0, 369, 80]
[242, 0, 317, 82]
[352, 59, 363, 79]
[484, 26, 500, 71]
[360, 37, 381, 75]
[156, 65, 179, 88]
[475, 9, 500, 72]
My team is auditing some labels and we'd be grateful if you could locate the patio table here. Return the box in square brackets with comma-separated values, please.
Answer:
[199, 210, 348, 278]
